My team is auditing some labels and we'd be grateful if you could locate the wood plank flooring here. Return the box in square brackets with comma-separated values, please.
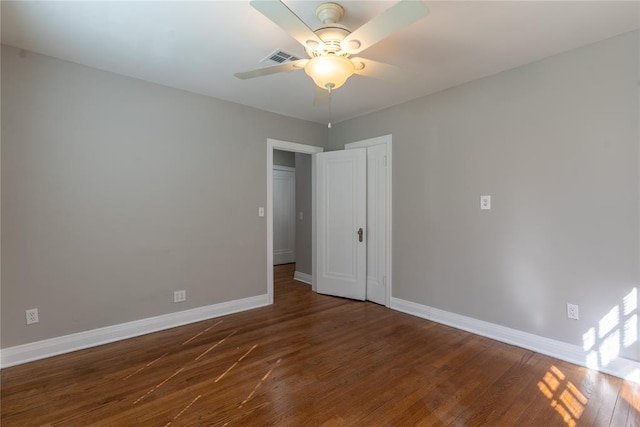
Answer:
[2, 264, 638, 426]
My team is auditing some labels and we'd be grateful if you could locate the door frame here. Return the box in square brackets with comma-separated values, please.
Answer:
[345, 134, 393, 307]
[267, 139, 324, 304]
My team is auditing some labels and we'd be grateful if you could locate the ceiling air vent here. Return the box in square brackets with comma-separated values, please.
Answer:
[261, 49, 300, 65]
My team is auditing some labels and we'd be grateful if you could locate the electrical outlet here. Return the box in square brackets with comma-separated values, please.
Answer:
[174, 290, 186, 303]
[567, 303, 579, 320]
[480, 195, 491, 210]
[26, 308, 39, 325]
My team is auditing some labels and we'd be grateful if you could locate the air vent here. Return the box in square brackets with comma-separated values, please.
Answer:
[261, 49, 300, 65]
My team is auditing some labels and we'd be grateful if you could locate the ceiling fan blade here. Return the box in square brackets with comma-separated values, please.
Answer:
[313, 86, 331, 107]
[250, 1, 323, 49]
[341, 0, 429, 55]
[351, 57, 414, 83]
[235, 59, 308, 80]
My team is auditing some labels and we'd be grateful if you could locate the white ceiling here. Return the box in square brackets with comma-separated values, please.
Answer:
[2, 1, 639, 124]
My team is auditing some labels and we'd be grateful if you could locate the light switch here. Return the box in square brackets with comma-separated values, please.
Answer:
[258, 207, 265, 217]
[480, 195, 491, 210]
[299, 212, 304, 220]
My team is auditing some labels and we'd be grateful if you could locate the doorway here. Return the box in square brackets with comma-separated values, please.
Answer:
[266, 139, 324, 305]
[266, 136, 392, 307]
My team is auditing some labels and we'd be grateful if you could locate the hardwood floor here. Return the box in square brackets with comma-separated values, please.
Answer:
[2, 263, 638, 426]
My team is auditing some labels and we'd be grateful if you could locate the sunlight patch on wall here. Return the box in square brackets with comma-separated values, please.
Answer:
[582, 287, 638, 371]
[537, 365, 588, 427]
[623, 288, 638, 348]
[623, 315, 638, 348]
[598, 306, 619, 339]
[600, 330, 621, 367]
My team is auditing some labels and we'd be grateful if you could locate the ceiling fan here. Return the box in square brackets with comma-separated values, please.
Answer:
[235, 0, 430, 93]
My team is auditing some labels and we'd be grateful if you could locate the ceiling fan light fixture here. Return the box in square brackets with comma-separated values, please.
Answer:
[305, 55, 355, 90]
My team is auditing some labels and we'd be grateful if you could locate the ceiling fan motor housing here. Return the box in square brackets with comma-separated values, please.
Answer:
[308, 26, 351, 56]
[306, 2, 353, 57]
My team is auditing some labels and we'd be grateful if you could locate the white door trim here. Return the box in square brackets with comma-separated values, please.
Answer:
[267, 139, 324, 305]
[345, 134, 393, 307]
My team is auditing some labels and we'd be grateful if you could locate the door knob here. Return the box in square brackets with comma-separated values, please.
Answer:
[357, 228, 364, 242]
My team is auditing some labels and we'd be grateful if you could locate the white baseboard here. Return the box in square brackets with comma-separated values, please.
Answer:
[294, 271, 312, 285]
[0, 294, 270, 369]
[391, 297, 640, 384]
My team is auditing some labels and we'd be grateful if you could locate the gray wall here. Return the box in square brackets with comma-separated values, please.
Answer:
[295, 153, 312, 275]
[329, 31, 639, 362]
[273, 149, 295, 168]
[1, 45, 327, 348]
[3, 30, 638, 365]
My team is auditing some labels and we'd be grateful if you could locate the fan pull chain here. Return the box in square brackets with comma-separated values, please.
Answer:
[327, 86, 333, 129]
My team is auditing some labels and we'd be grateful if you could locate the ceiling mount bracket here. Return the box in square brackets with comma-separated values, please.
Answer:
[315, 3, 345, 24]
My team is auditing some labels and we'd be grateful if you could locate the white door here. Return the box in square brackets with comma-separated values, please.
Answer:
[346, 135, 392, 307]
[363, 144, 387, 305]
[273, 167, 296, 265]
[315, 149, 367, 300]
